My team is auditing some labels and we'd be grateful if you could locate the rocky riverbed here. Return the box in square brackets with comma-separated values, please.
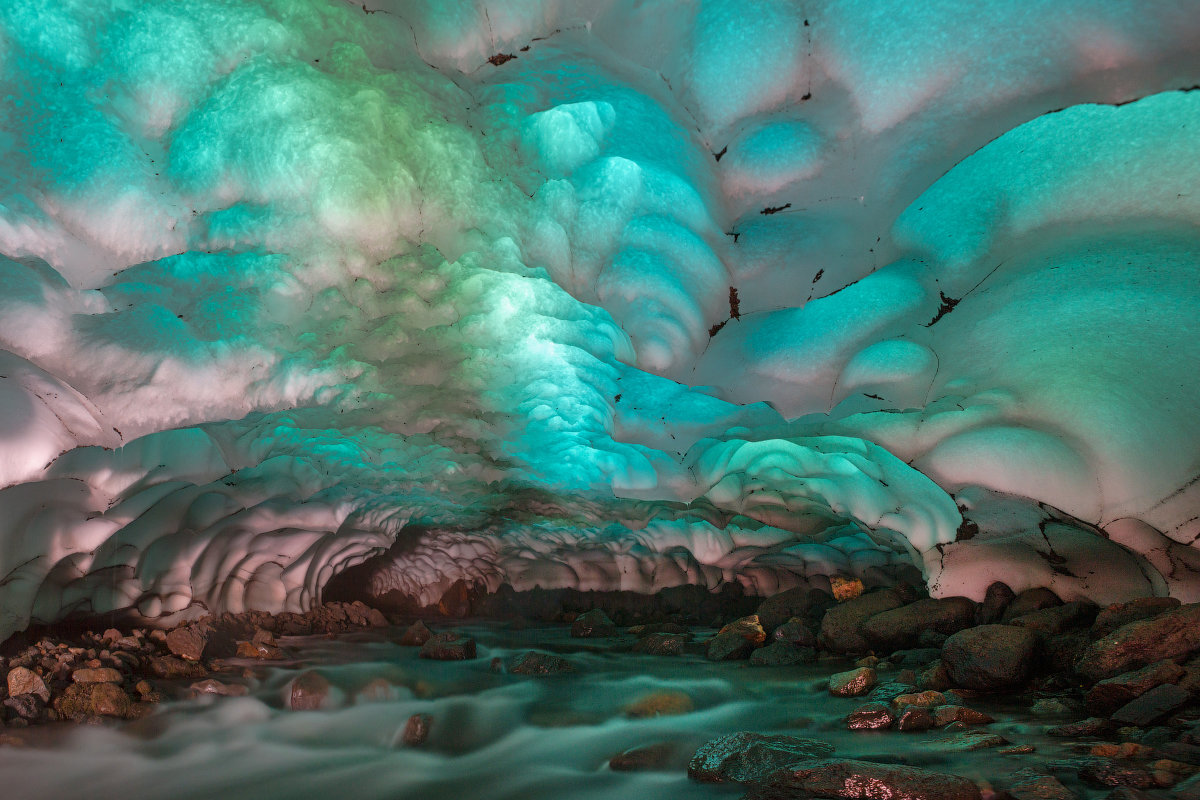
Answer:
[1, 583, 1199, 799]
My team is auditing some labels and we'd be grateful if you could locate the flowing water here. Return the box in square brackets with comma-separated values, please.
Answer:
[0, 623, 1099, 799]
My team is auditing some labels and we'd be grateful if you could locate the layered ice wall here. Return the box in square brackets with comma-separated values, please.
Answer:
[2, 0, 1200, 638]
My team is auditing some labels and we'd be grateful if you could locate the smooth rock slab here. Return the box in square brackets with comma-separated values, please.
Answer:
[861, 597, 977, 652]
[165, 626, 207, 661]
[767, 758, 982, 800]
[6, 666, 49, 702]
[1076, 603, 1200, 681]
[1110, 682, 1191, 727]
[688, 732, 834, 783]
[1086, 660, 1185, 715]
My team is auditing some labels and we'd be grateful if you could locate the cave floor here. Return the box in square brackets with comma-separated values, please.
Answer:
[0, 622, 1119, 799]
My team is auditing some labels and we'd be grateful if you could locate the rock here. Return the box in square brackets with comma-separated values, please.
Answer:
[1076, 603, 1200, 681]
[509, 651, 574, 675]
[687, 732, 834, 783]
[6, 667, 49, 702]
[165, 626, 207, 661]
[1090, 742, 1155, 759]
[3, 693, 44, 721]
[749, 642, 816, 666]
[1008, 769, 1078, 800]
[1177, 773, 1200, 800]
[772, 619, 817, 648]
[933, 705, 994, 726]
[1092, 598, 1182, 640]
[936, 731, 1009, 751]
[1077, 758, 1159, 789]
[919, 630, 949, 648]
[629, 622, 690, 637]
[632, 633, 685, 656]
[846, 702, 896, 730]
[235, 640, 284, 659]
[399, 620, 432, 646]
[830, 576, 864, 602]
[757, 588, 820, 632]
[829, 667, 877, 697]
[919, 661, 953, 691]
[769, 759, 982, 800]
[1158, 742, 1200, 766]
[1111, 683, 1191, 727]
[942, 624, 1038, 688]
[189, 679, 248, 697]
[400, 713, 432, 746]
[1003, 588, 1063, 621]
[570, 609, 617, 638]
[55, 682, 132, 718]
[896, 707, 936, 731]
[1048, 717, 1117, 737]
[148, 656, 208, 679]
[706, 615, 766, 661]
[1087, 660, 1186, 715]
[288, 671, 331, 710]
[437, 579, 476, 617]
[1010, 601, 1098, 635]
[72, 667, 123, 684]
[869, 681, 917, 703]
[892, 647, 944, 668]
[893, 690, 946, 708]
[861, 597, 977, 652]
[819, 589, 905, 654]
[979, 582, 1017, 624]
[609, 742, 676, 771]
[365, 607, 388, 627]
[624, 691, 693, 718]
[419, 632, 477, 660]
[1031, 698, 1077, 716]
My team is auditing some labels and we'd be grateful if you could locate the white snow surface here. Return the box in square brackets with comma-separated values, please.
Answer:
[2, 0, 1200, 636]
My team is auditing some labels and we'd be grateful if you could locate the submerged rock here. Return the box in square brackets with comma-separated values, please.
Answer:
[509, 651, 574, 675]
[632, 632, 685, 656]
[688, 732, 834, 783]
[609, 742, 676, 771]
[399, 620, 432, 646]
[288, 670, 331, 710]
[570, 609, 616, 638]
[419, 632, 477, 660]
[624, 691, 693, 718]
[768, 758, 982, 800]
[400, 713, 432, 746]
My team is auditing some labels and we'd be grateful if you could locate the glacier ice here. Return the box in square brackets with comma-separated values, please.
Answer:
[2, 0, 1200, 638]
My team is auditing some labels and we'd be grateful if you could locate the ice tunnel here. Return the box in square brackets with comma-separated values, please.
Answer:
[3, 0, 1200, 643]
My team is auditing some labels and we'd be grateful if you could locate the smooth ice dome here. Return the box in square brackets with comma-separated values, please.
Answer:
[2, 0, 1200, 639]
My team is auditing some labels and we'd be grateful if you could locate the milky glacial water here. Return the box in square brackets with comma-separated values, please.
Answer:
[0, 624, 1094, 800]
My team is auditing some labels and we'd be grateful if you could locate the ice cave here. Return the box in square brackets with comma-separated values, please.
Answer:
[2, 1, 1200, 798]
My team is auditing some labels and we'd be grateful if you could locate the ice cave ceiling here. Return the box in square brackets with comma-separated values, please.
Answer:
[2, 0, 1200, 640]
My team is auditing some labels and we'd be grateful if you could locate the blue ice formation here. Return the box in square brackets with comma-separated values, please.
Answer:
[1, 0, 1199, 638]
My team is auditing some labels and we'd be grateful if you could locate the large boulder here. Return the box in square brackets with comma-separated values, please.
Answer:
[860, 597, 977, 651]
[1075, 603, 1200, 681]
[942, 625, 1038, 689]
[1091, 597, 1181, 639]
[756, 587, 831, 632]
[706, 615, 766, 661]
[819, 589, 906, 654]
[1008, 601, 1097, 635]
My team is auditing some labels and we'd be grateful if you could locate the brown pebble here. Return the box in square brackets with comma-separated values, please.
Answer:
[401, 713, 432, 746]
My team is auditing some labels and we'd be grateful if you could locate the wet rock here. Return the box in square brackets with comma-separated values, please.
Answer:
[570, 609, 617, 638]
[189, 679, 248, 697]
[979, 582, 1017, 624]
[846, 702, 896, 730]
[400, 713, 432, 746]
[419, 632, 477, 660]
[772, 619, 817, 648]
[936, 731, 1009, 751]
[165, 626, 207, 662]
[1111, 683, 1191, 727]
[6, 667, 49, 702]
[893, 690, 946, 708]
[1048, 717, 1117, 737]
[72, 667, 123, 684]
[819, 588, 905, 654]
[55, 682, 132, 718]
[1087, 660, 1186, 715]
[1010, 601, 1098, 636]
[896, 706, 936, 731]
[288, 671, 331, 710]
[1092, 598, 1182, 640]
[942, 624, 1038, 688]
[1077, 757, 1159, 788]
[148, 656, 207, 679]
[632, 633, 685, 656]
[1031, 698, 1077, 716]
[399, 620, 432, 646]
[868, 681, 917, 703]
[1042, 630, 1092, 676]
[509, 651, 574, 675]
[1008, 769, 1078, 800]
[688, 731, 834, 783]
[624, 691, 693, 718]
[829, 667, 878, 697]
[933, 705, 994, 726]
[1076, 603, 1200, 681]
[861, 597, 977, 651]
[750, 641, 816, 666]
[919, 661, 953, 691]
[3, 693, 45, 721]
[768, 758, 982, 800]
[891, 647, 944, 669]
[706, 615, 766, 661]
[1003, 588, 1063, 621]
[609, 742, 676, 771]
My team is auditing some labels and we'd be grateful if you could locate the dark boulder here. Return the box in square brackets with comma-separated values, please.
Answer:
[1009, 601, 1098, 635]
[1076, 603, 1200, 681]
[861, 597, 977, 652]
[769, 759, 982, 800]
[1002, 588, 1063, 621]
[978, 582, 1016, 624]
[419, 632, 477, 660]
[749, 641, 816, 666]
[942, 624, 1038, 689]
[509, 651, 574, 675]
[570, 609, 617, 638]
[1092, 597, 1181, 640]
[688, 732, 834, 783]
[632, 632, 686, 656]
[819, 589, 906, 654]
